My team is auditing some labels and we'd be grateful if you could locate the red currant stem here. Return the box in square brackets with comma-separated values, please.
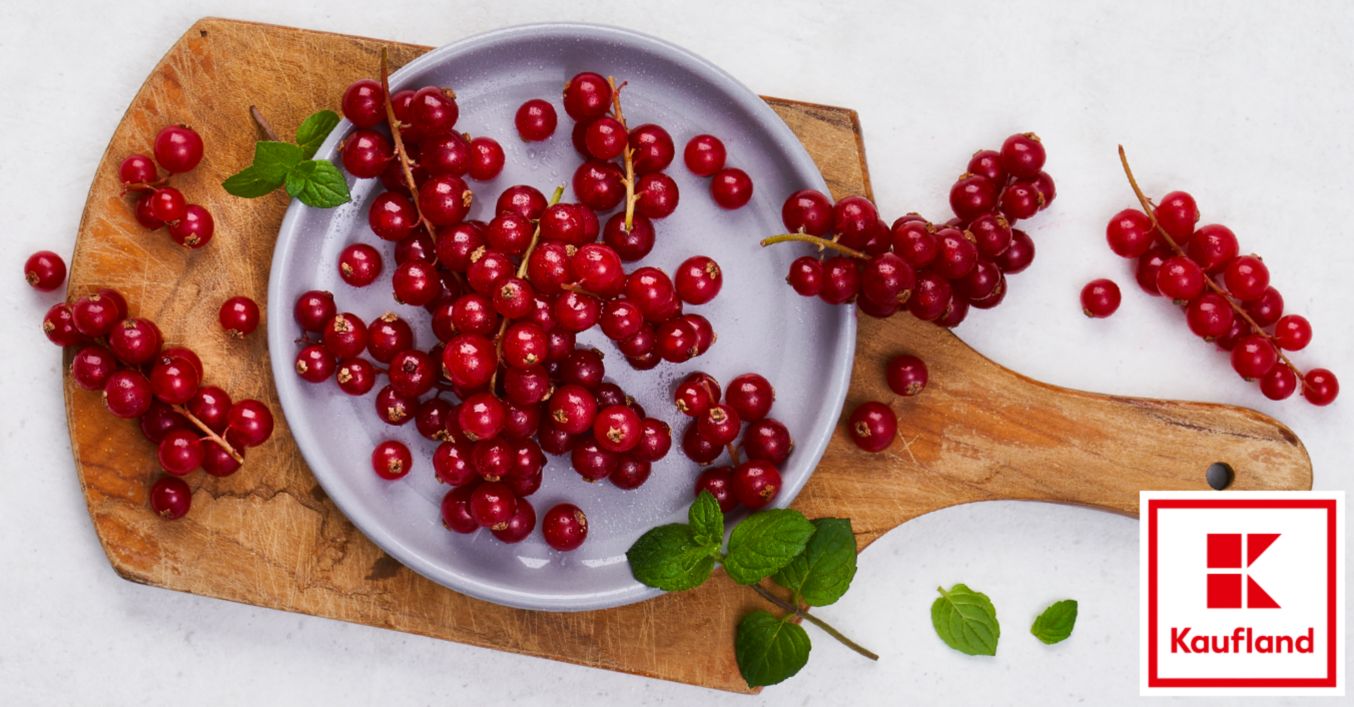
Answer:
[605, 77, 639, 231]
[561, 282, 604, 298]
[514, 185, 567, 279]
[759, 233, 868, 259]
[170, 404, 245, 464]
[749, 583, 878, 661]
[249, 105, 281, 142]
[380, 48, 436, 238]
[121, 178, 169, 194]
[726, 443, 741, 466]
[1117, 146, 1306, 387]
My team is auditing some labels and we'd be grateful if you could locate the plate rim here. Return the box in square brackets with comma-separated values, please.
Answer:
[266, 21, 857, 612]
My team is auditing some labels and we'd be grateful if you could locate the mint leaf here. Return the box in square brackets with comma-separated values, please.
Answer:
[1030, 599, 1077, 645]
[723, 509, 815, 585]
[689, 491, 724, 548]
[772, 518, 857, 607]
[295, 110, 340, 159]
[252, 141, 303, 183]
[285, 160, 351, 208]
[932, 584, 1000, 656]
[627, 524, 717, 592]
[734, 610, 811, 688]
[222, 165, 282, 198]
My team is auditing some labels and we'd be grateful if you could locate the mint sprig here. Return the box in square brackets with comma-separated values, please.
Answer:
[627, 497, 876, 688]
[1030, 599, 1078, 645]
[223, 109, 350, 208]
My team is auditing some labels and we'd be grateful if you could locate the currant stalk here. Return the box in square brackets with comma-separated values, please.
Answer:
[759, 233, 868, 259]
[606, 76, 639, 231]
[380, 48, 435, 237]
[171, 404, 244, 463]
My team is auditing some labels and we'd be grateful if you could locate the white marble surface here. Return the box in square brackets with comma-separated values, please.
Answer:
[1, 1, 1350, 704]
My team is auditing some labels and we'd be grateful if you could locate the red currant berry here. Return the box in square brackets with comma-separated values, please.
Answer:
[1031, 172, 1056, 208]
[949, 173, 997, 221]
[103, 369, 153, 418]
[149, 475, 192, 520]
[1274, 314, 1312, 351]
[583, 116, 627, 160]
[1156, 256, 1205, 302]
[71, 345, 118, 391]
[1186, 224, 1239, 273]
[338, 243, 382, 287]
[226, 399, 274, 447]
[119, 153, 159, 186]
[107, 318, 162, 365]
[674, 372, 721, 417]
[542, 503, 588, 551]
[731, 460, 782, 510]
[375, 385, 415, 425]
[217, 296, 260, 337]
[468, 137, 505, 181]
[908, 272, 953, 322]
[341, 79, 385, 128]
[726, 373, 774, 421]
[150, 353, 201, 405]
[1243, 286, 1284, 327]
[166, 204, 214, 248]
[742, 418, 793, 465]
[492, 498, 537, 543]
[1153, 191, 1199, 243]
[682, 134, 728, 177]
[187, 386, 232, 432]
[420, 133, 471, 177]
[469, 481, 517, 530]
[966, 149, 1005, 183]
[1106, 209, 1155, 258]
[819, 257, 861, 305]
[1134, 246, 1170, 296]
[133, 193, 165, 229]
[570, 243, 626, 296]
[1185, 293, 1235, 339]
[886, 355, 928, 397]
[322, 313, 368, 359]
[710, 168, 753, 209]
[994, 229, 1035, 274]
[371, 440, 413, 480]
[694, 467, 736, 511]
[157, 429, 203, 476]
[294, 345, 334, 382]
[365, 312, 414, 363]
[1230, 335, 1278, 380]
[672, 255, 723, 305]
[392, 261, 441, 306]
[515, 98, 557, 141]
[548, 384, 598, 435]
[1080, 278, 1121, 318]
[999, 133, 1045, 179]
[1215, 318, 1251, 352]
[593, 404, 642, 453]
[999, 181, 1042, 220]
[409, 86, 459, 135]
[420, 174, 474, 226]
[457, 392, 506, 442]
[71, 293, 122, 338]
[696, 403, 741, 447]
[572, 160, 626, 211]
[1302, 368, 1339, 406]
[634, 172, 680, 219]
[1260, 365, 1298, 401]
[935, 296, 971, 326]
[496, 184, 548, 220]
[634, 418, 673, 462]
[890, 218, 938, 268]
[433, 441, 476, 486]
[1223, 255, 1270, 302]
[682, 423, 723, 464]
[602, 213, 656, 261]
[293, 290, 336, 331]
[368, 192, 417, 241]
[779, 190, 832, 237]
[571, 438, 619, 481]
[153, 125, 203, 173]
[563, 72, 612, 120]
[787, 256, 824, 296]
[629, 124, 675, 173]
[341, 129, 393, 178]
[388, 349, 436, 398]
[934, 231, 977, 280]
[440, 486, 479, 533]
[24, 251, 66, 291]
[201, 441, 242, 477]
[967, 213, 1012, 259]
[848, 401, 897, 452]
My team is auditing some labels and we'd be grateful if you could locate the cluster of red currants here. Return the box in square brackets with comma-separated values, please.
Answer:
[682, 133, 754, 209]
[848, 354, 928, 453]
[40, 286, 274, 519]
[308, 67, 735, 551]
[766, 133, 1054, 327]
[118, 125, 215, 248]
[672, 372, 793, 511]
[1104, 152, 1338, 406]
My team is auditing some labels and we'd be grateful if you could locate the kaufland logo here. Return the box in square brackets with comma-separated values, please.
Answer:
[1140, 492, 1344, 696]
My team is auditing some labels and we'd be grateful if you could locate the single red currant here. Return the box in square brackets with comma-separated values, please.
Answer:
[1106, 209, 1155, 258]
[1156, 256, 1205, 302]
[71, 345, 118, 391]
[467, 137, 505, 181]
[710, 168, 753, 209]
[338, 243, 383, 287]
[562, 72, 612, 120]
[226, 400, 274, 447]
[153, 125, 204, 173]
[1185, 293, 1235, 340]
[1230, 335, 1278, 380]
[515, 99, 557, 141]
[168, 205, 214, 248]
[1223, 255, 1270, 302]
[418, 174, 473, 226]
[24, 251, 66, 291]
[103, 369, 153, 418]
[1274, 314, 1312, 351]
[731, 460, 782, 510]
[1080, 279, 1121, 318]
[885, 355, 928, 396]
[149, 475, 192, 520]
[1302, 369, 1339, 406]
[848, 401, 897, 452]
[492, 499, 537, 543]
[999, 133, 1045, 179]
[218, 296, 260, 337]
[629, 124, 675, 173]
[341, 129, 393, 178]
[293, 290, 336, 331]
[157, 429, 203, 475]
[470, 481, 517, 529]
[119, 154, 158, 186]
[726, 373, 774, 421]
[1186, 224, 1239, 273]
[371, 440, 413, 480]
[542, 503, 588, 551]
[108, 318, 163, 366]
[1153, 191, 1199, 243]
[694, 467, 736, 511]
[1260, 365, 1298, 401]
[341, 78, 385, 128]
[742, 418, 793, 465]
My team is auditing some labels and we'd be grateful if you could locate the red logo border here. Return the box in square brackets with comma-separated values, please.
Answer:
[1146, 498, 1338, 688]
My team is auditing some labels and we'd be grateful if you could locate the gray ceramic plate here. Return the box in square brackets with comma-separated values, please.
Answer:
[267, 23, 855, 611]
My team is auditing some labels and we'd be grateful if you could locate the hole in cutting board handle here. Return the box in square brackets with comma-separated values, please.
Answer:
[1205, 462, 1235, 490]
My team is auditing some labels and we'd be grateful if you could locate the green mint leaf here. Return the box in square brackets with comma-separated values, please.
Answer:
[252, 140, 303, 182]
[689, 491, 724, 548]
[734, 610, 811, 688]
[626, 524, 717, 592]
[772, 518, 857, 607]
[222, 165, 282, 198]
[1030, 599, 1077, 645]
[723, 509, 815, 585]
[295, 110, 340, 159]
[285, 160, 351, 208]
[931, 584, 1000, 656]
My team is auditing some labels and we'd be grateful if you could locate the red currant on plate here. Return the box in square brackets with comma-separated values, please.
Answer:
[542, 503, 588, 551]
[684, 134, 728, 176]
[1080, 279, 1121, 318]
[710, 168, 753, 209]
[515, 99, 557, 141]
[372, 440, 413, 480]
[731, 460, 781, 510]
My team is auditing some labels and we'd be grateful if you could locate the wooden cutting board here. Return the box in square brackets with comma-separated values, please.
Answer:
[65, 17, 1311, 693]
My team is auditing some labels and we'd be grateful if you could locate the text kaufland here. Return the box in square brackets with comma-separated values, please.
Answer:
[1171, 627, 1315, 654]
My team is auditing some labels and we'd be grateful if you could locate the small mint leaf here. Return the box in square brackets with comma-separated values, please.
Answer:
[252, 140, 303, 183]
[723, 509, 815, 585]
[222, 165, 282, 198]
[772, 518, 857, 607]
[931, 584, 1000, 656]
[286, 160, 351, 208]
[1030, 599, 1077, 645]
[689, 491, 724, 549]
[626, 524, 716, 592]
[734, 610, 811, 688]
[295, 110, 340, 159]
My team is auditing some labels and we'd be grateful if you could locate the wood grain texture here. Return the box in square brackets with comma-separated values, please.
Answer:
[65, 18, 1311, 694]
